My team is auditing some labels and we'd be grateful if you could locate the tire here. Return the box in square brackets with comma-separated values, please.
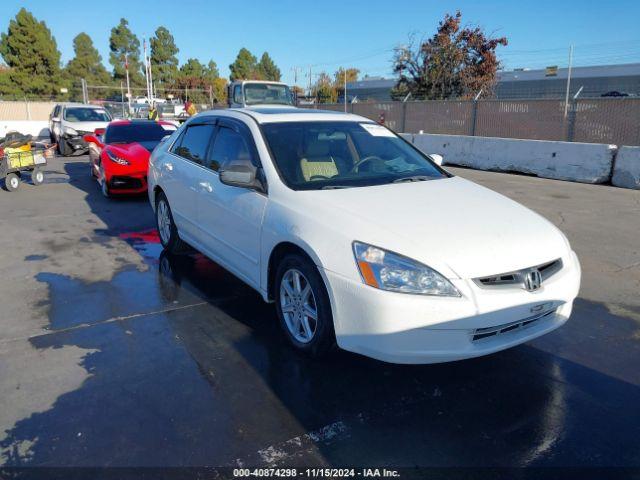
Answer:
[274, 253, 336, 357]
[31, 167, 44, 186]
[5, 172, 20, 192]
[99, 166, 110, 198]
[155, 192, 187, 254]
[58, 138, 69, 157]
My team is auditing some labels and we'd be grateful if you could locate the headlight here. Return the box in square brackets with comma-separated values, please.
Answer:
[63, 126, 78, 136]
[353, 241, 460, 296]
[105, 149, 130, 165]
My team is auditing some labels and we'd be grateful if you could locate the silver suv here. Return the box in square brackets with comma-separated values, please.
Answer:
[49, 103, 112, 156]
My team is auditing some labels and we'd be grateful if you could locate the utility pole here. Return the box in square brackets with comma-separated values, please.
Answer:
[120, 81, 125, 117]
[344, 68, 347, 112]
[124, 54, 131, 114]
[563, 45, 574, 119]
[81, 78, 88, 103]
[291, 66, 300, 85]
[308, 65, 312, 99]
[209, 85, 214, 106]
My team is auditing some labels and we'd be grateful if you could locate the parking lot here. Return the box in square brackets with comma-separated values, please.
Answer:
[1, 155, 639, 469]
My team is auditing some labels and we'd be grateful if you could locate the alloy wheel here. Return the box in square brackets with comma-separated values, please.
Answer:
[279, 268, 318, 343]
[157, 200, 171, 246]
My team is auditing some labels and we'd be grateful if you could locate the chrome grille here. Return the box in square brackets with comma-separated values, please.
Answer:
[474, 258, 563, 290]
[472, 309, 556, 342]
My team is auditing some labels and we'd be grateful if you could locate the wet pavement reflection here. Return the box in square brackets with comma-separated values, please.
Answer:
[2, 227, 639, 468]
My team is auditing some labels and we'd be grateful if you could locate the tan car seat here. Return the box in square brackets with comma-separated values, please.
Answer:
[300, 139, 338, 181]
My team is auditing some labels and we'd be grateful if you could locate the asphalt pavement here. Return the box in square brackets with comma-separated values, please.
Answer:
[0, 156, 639, 473]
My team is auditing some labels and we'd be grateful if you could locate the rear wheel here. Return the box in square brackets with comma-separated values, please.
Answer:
[156, 192, 186, 253]
[31, 167, 44, 186]
[275, 253, 335, 357]
[5, 173, 20, 192]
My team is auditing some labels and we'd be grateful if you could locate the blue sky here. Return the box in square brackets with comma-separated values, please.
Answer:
[3, 0, 640, 85]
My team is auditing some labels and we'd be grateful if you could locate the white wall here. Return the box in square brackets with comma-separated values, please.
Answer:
[0, 121, 50, 140]
[406, 133, 615, 184]
[612, 146, 640, 190]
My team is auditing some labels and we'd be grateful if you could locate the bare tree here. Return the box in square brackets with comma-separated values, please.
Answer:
[392, 11, 507, 100]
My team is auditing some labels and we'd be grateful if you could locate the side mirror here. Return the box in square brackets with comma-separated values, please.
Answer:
[160, 134, 172, 143]
[83, 134, 100, 145]
[51, 117, 60, 122]
[429, 154, 444, 166]
[219, 163, 264, 191]
[94, 128, 106, 136]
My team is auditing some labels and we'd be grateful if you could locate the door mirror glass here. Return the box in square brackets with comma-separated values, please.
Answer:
[219, 163, 261, 190]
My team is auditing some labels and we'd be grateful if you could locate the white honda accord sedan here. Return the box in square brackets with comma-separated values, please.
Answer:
[148, 107, 581, 364]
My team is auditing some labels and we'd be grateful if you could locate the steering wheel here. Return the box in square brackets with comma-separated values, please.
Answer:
[351, 156, 384, 173]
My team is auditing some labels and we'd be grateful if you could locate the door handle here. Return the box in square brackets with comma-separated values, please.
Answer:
[198, 181, 213, 193]
[164, 163, 173, 172]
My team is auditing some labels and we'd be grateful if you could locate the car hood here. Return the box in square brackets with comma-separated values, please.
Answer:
[106, 142, 151, 163]
[298, 176, 568, 279]
[63, 121, 110, 133]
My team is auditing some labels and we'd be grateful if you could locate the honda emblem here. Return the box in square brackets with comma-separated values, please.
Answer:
[524, 269, 542, 291]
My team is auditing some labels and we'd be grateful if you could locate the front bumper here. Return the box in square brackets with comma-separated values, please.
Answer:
[323, 251, 581, 364]
[105, 170, 148, 195]
[63, 134, 88, 152]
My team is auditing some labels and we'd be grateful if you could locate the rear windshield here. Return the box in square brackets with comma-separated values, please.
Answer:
[244, 84, 293, 106]
[262, 121, 448, 190]
[63, 107, 111, 122]
[104, 122, 176, 150]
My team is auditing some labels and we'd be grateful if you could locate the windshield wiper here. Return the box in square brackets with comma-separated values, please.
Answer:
[392, 175, 435, 183]
[321, 185, 352, 190]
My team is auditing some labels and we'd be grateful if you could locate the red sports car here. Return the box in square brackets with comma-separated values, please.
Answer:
[84, 119, 177, 197]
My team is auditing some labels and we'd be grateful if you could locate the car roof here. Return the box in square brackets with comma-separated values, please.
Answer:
[200, 107, 371, 124]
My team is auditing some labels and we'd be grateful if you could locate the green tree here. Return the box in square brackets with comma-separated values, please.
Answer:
[65, 32, 110, 100]
[229, 48, 258, 81]
[180, 58, 205, 77]
[257, 52, 281, 81]
[205, 60, 219, 81]
[392, 11, 507, 100]
[109, 18, 143, 86]
[0, 8, 64, 98]
[150, 26, 179, 93]
[176, 58, 207, 103]
[312, 72, 335, 103]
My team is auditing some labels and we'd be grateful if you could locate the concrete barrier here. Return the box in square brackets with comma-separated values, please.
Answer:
[406, 133, 616, 184]
[611, 146, 640, 190]
[0, 121, 50, 140]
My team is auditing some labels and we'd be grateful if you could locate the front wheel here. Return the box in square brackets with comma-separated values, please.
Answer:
[275, 254, 335, 357]
[155, 192, 187, 254]
[4, 172, 20, 192]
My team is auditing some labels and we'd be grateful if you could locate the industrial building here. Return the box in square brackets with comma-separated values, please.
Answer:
[343, 63, 640, 101]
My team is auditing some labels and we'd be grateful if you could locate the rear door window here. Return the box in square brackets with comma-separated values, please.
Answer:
[172, 124, 215, 165]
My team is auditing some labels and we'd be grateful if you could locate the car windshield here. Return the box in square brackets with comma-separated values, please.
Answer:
[244, 84, 293, 106]
[262, 121, 448, 190]
[63, 107, 111, 122]
[104, 122, 176, 151]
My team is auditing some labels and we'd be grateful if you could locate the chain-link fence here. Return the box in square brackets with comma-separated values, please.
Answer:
[2, 96, 639, 146]
[302, 98, 640, 146]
